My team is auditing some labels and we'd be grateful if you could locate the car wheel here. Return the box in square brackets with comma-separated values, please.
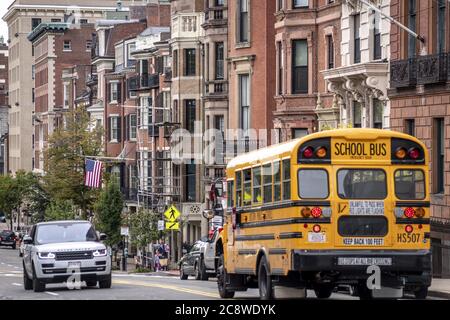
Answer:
[258, 255, 274, 300]
[23, 263, 33, 290]
[32, 265, 45, 292]
[217, 254, 235, 298]
[194, 262, 201, 280]
[313, 283, 334, 299]
[199, 258, 209, 281]
[98, 274, 112, 289]
[180, 266, 188, 280]
[86, 281, 97, 287]
[414, 286, 428, 299]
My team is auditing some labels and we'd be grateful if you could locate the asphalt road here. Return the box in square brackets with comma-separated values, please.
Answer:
[0, 246, 440, 300]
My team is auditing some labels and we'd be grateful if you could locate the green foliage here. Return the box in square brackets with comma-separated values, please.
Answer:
[44, 106, 103, 219]
[94, 180, 124, 247]
[44, 199, 78, 221]
[129, 208, 160, 251]
[0, 171, 47, 229]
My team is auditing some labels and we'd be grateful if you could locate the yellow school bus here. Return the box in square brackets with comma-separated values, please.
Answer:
[215, 129, 431, 299]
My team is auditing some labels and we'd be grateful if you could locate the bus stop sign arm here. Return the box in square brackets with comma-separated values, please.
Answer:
[357, 0, 425, 43]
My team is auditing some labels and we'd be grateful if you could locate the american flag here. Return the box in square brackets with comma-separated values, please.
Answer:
[84, 159, 103, 188]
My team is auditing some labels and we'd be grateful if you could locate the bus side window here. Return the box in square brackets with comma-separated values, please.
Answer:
[282, 158, 291, 201]
[227, 180, 234, 208]
[274, 161, 281, 202]
[236, 171, 242, 207]
[243, 169, 252, 206]
[252, 166, 262, 204]
[263, 163, 273, 203]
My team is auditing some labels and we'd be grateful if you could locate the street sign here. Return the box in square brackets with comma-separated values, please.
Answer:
[158, 220, 165, 231]
[120, 226, 129, 236]
[165, 221, 179, 231]
[164, 205, 180, 221]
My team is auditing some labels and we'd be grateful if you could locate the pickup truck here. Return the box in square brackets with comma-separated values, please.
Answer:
[179, 228, 221, 281]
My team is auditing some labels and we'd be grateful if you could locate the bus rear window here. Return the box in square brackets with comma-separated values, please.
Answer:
[298, 169, 329, 199]
[395, 170, 425, 200]
[337, 169, 387, 199]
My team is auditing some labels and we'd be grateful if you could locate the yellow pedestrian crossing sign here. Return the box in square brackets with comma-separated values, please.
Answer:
[165, 221, 179, 230]
[164, 205, 180, 222]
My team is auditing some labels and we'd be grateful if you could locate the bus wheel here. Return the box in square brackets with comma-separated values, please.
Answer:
[258, 255, 274, 300]
[313, 284, 333, 299]
[357, 283, 372, 300]
[414, 286, 428, 299]
[217, 254, 235, 299]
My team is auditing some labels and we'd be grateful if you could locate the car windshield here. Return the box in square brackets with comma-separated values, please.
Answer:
[35, 223, 98, 245]
[0, 230, 13, 237]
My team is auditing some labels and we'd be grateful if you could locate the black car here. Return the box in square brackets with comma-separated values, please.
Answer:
[178, 240, 206, 280]
[0, 230, 17, 249]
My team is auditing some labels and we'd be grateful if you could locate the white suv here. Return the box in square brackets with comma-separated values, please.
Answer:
[22, 220, 112, 292]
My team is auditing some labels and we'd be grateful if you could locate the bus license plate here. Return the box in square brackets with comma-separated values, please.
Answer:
[308, 232, 326, 243]
[337, 257, 392, 266]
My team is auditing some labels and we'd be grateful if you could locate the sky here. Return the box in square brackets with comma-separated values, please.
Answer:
[0, 0, 14, 43]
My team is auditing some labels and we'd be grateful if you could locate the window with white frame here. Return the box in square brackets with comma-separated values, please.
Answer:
[139, 96, 152, 127]
[373, 98, 383, 129]
[126, 42, 136, 67]
[63, 83, 70, 108]
[110, 83, 118, 103]
[293, 0, 308, 8]
[129, 114, 137, 140]
[86, 40, 92, 52]
[239, 74, 250, 132]
[63, 40, 72, 52]
[237, 0, 249, 43]
[110, 117, 119, 141]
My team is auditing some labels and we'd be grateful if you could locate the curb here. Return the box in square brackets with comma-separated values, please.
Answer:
[428, 290, 450, 299]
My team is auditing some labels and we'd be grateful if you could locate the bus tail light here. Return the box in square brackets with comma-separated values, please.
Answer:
[311, 207, 322, 218]
[315, 147, 327, 158]
[302, 147, 314, 159]
[404, 207, 415, 218]
[408, 147, 420, 160]
[301, 207, 311, 218]
[313, 225, 321, 233]
[405, 225, 413, 233]
[415, 207, 425, 218]
[395, 147, 407, 159]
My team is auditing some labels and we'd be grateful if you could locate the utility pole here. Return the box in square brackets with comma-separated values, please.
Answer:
[356, 0, 425, 43]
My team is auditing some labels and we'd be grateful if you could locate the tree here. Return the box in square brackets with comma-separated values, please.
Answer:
[44, 199, 78, 221]
[129, 208, 160, 260]
[94, 180, 124, 247]
[43, 106, 103, 219]
[0, 171, 45, 230]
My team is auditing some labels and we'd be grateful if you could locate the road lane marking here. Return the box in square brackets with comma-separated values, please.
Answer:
[11, 283, 21, 286]
[45, 291, 59, 296]
[113, 279, 218, 298]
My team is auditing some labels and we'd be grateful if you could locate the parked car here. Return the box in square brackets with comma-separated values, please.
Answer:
[179, 227, 221, 281]
[19, 234, 26, 257]
[0, 230, 17, 249]
[22, 220, 111, 292]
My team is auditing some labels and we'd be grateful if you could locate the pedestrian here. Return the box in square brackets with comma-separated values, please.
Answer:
[154, 251, 160, 272]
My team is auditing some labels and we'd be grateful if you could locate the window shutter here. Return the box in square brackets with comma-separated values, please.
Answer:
[107, 117, 111, 141]
[117, 83, 122, 103]
[117, 117, 122, 142]
[124, 115, 129, 141]
[107, 83, 111, 103]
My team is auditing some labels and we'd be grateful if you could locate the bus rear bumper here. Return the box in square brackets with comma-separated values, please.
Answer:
[292, 249, 432, 286]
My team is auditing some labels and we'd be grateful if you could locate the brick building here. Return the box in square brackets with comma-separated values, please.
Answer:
[0, 38, 8, 175]
[170, 0, 208, 243]
[388, 0, 450, 277]
[227, 0, 276, 146]
[274, 0, 341, 141]
[28, 23, 95, 173]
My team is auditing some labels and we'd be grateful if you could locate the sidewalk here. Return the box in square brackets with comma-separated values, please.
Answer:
[429, 278, 450, 299]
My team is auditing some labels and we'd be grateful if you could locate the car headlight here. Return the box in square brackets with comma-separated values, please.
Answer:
[93, 249, 107, 257]
[38, 252, 55, 259]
